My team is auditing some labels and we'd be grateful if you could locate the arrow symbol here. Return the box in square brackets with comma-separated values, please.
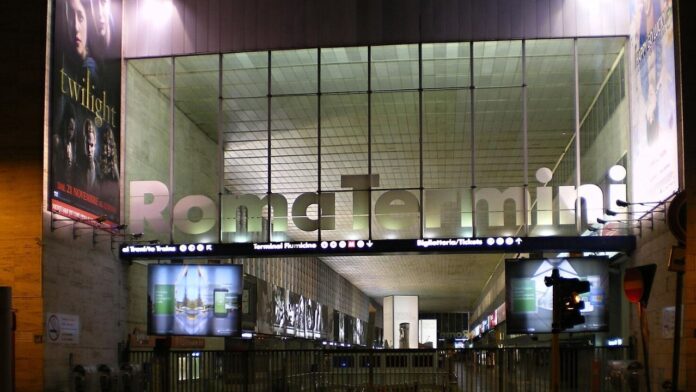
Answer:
[366, 241, 373, 248]
[515, 238, 522, 245]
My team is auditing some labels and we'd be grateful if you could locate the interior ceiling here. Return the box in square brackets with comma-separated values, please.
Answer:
[129, 38, 625, 313]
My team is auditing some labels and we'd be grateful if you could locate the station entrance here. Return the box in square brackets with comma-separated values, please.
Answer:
[121, 234, 635, 392]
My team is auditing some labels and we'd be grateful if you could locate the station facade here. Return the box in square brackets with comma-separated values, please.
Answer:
[1, 0, 695, 391]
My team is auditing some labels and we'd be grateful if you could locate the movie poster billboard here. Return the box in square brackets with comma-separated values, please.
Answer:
[50, 0, 122, 226]
[629, 0, 678, 204]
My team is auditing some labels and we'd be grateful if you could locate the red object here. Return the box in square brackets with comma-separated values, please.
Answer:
[623, 268, 644, 303]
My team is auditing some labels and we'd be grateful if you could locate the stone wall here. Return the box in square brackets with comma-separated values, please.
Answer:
[41, 221, 128, 390]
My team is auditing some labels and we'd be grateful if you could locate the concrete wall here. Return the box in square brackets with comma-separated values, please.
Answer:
[41, 223, 129, 390]
[124, 0, 630, 59]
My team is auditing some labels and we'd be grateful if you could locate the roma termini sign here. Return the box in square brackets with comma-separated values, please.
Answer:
[128, 165, 629, 238]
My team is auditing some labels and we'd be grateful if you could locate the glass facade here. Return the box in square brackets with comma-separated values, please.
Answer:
[126, 38, 628, 243]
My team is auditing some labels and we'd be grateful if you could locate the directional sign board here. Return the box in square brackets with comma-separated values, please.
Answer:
[119, 236, 635, 260]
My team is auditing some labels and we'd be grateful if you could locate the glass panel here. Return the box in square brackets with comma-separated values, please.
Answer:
[271, 95, 318, 240]
[321, 94, 368, 191]
[577, 38, 625, 119]
[422, 42, 471, 89]
[222, 51, 270, 228]
[423, 88, 472, 238]
[473, 87, 524, 236]
[271, 49, 318, 95]
[578, 38, 629, 235]
[125, 58, 172, 244]
[423, 90, 471, 188]
[525, 39, 574, 236]
[474, 87, 523, 187]
[320, 190, 369, 241]
[173, 55, 220, 243]
[473, 41, 522, 88]
[371, 44, 419, 91]
[423, 188, 473, 239]
[372, 189, 421, 239]
[372, 92, 420, 189]
[222, 51, 268, 98]
[321, 47, 368, 93]
[221, 95, 268, 243]
[279, 192, 320, 242]
[222, 98, 268, 194]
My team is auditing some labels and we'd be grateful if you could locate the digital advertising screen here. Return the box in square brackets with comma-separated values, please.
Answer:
[505, 257, 609, 334]
[148, 264, 243, 337]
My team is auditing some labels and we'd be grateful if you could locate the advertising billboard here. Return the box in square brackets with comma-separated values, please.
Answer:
[148, 264, 242, 337]
[629, 0, 678, 204]
[50, 0, 122, 226]
[505, 258, 609, 334]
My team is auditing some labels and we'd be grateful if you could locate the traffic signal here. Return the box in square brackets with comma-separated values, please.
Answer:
[545, 268, 592, 332]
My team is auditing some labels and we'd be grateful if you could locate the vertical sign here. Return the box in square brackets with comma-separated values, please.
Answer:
[50, 0, 122, 226]
[629, 0, 678, 203]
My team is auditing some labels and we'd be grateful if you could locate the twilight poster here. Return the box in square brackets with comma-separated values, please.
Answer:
[50, 0, 122, 226]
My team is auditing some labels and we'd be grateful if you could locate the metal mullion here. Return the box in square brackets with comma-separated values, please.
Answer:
[169, 57, 175, 243]
[418, 42, 424, 239]
[574, 39, 581, 235]
[218, 53, 224, 243]
[318, 48, 322, 241]
[522, 40, 529, 236]
[267, 50, 272, 242]
[469, 42, 477, 237]
[368, 46, 373, 240]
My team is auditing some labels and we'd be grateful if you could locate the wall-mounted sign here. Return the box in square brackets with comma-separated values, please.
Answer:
[46, 313, 80, 344]
[119, 236, 634, 260]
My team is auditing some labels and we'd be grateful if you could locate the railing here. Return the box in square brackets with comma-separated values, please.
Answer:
[126, 346, 631, 391]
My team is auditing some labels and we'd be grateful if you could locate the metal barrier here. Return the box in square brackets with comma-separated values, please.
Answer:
[127, 346, 630, 391]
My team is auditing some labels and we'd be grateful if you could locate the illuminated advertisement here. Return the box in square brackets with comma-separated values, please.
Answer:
[629, 0, 678, 204]
[383, 295, 419, 349]
[148, 264, 242, 336]
[50, 0, 122, 226]
[418, 319, 437, 349]
[505, 258, 609, 334]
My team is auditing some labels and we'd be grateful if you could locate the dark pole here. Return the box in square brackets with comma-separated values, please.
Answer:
[671, 271, 684, 391]
[639, 304, 652, 392]
[0, 287, 13, 392]
[550, 269, 560, 392]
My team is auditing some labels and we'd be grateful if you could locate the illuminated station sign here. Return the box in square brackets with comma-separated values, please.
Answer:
[119, 236, 634, 260]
